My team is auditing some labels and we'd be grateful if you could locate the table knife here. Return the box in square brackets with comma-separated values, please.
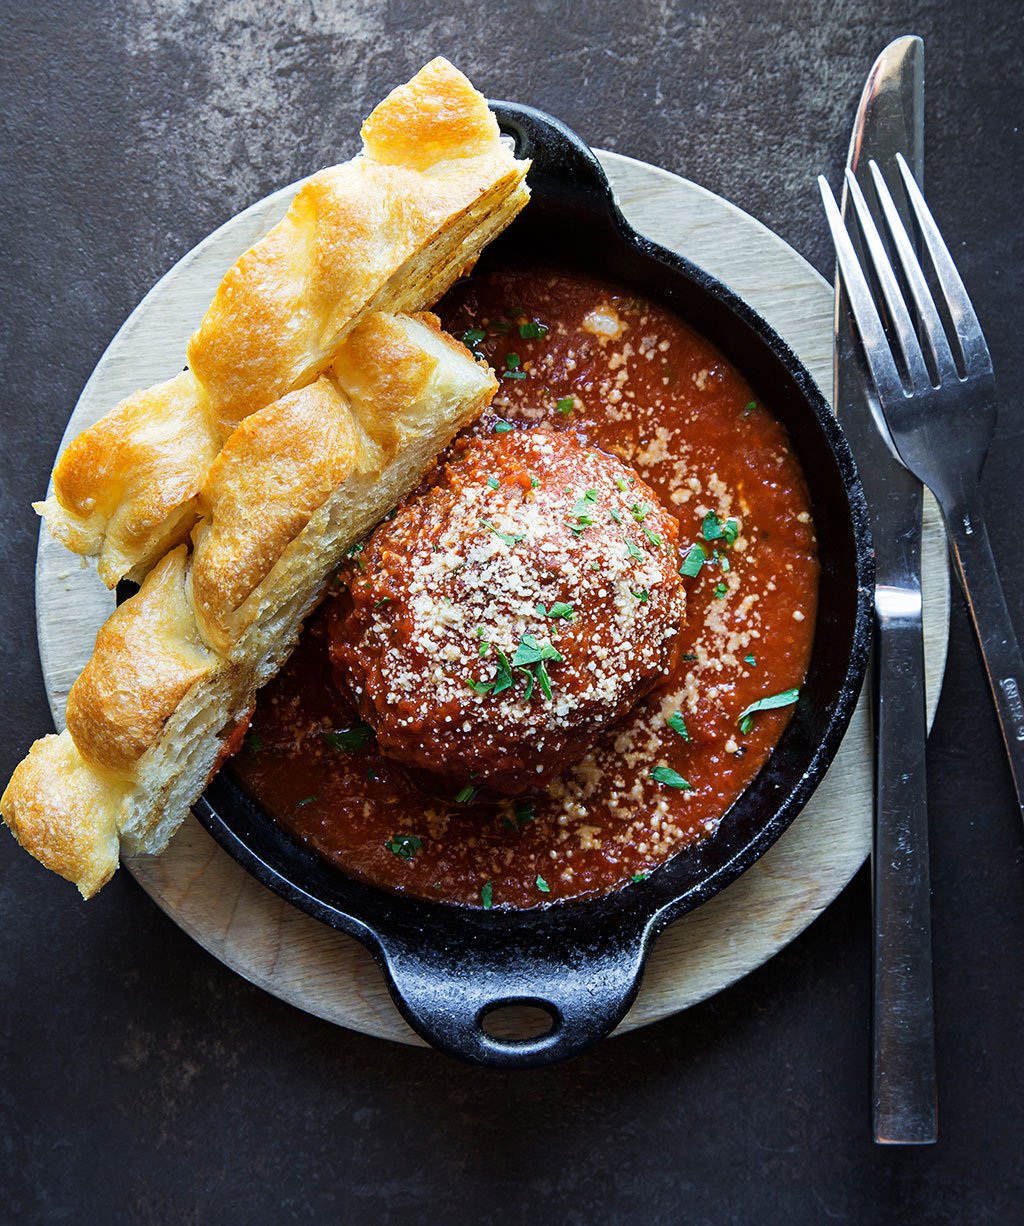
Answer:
[833, 35, 938, 1144]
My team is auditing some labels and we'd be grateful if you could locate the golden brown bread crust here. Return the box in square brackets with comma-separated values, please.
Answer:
[3, 312, 497, 895]
[66, 547, 216, 776]
[1, 732, 125, 899]
[36, 58, 529, 588]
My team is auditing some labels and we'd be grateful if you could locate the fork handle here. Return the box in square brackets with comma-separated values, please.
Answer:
[873, 601, 937, 1143]
[944, 495, 1024, 822]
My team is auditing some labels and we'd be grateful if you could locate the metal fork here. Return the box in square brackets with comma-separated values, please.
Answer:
[820, 156, 1024, 822]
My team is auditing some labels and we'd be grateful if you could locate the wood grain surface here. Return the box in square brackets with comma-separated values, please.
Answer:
[34, 151, 949, 1046]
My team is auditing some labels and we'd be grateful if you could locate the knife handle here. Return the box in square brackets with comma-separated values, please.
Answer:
[944, 493, 1024, 822]
[872, 598, 938, 1144]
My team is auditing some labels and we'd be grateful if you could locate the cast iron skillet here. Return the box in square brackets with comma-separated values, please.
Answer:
[193, 103, 873, 1068]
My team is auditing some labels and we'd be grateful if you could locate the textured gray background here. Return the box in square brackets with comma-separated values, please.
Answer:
[2, 2, 1023, 1223]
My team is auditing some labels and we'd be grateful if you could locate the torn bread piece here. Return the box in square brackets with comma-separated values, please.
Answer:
[35, 56, 529, 587]
[3, 313, 497, 896]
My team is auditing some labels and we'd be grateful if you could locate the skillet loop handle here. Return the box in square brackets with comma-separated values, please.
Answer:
[378, 913, 652, 1068]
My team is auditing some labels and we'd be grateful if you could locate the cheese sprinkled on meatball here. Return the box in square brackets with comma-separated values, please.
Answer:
[330, 429, 686, 795]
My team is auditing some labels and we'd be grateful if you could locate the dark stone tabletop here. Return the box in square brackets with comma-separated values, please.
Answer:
[2, 2, 1022, 1222]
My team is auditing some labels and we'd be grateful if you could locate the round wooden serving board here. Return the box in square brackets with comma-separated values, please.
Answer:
[36, 151, 949, 1047]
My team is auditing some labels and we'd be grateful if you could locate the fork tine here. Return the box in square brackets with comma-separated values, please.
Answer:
[818, 176, 905, 405]
[868, 161, 960, 385]
[844, 169, 932, 394]
[895, 153, 993, 377]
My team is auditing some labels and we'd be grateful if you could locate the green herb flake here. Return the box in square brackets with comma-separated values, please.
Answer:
[461, 327, 487, 347]
[323, 724, 373, 752]
[481, 518, 525, 548]
[681, 652, 698, 661]
[519, 321, 548, 339]
[481, 880, 494, 909]
[487, 476, 500, 490]
[373, 596, 391, 608]
[650, 765, 693, 790]
[514, 799, 536, 826]
[631, 872, 649, 884]
[492, 650, 515, 695]
[454, 785, 478, 804]
[530, 475, 540, 489]
[297, 795, 317, 807]
[512, 634, 564, 668]
[702, 511, 724, 541]
[630, 502, 649, 522]
[536, 874, 551, 893]
[680, 543, 706, 579]
[243, 732, 265, 754]
[642, 525, 663, 547]
[624, 536, 645, 561]
[744, 653, 757, 666]
[737, 688, 800, 733]
[714, 582, 728, 599]
[537, 601, 575, 621]
[667, 711, 690, 740]
[385, 833, 423, 860]
[743, 400, 757, 416]
[609, 506, 623, 525]
[555, 396, 575, 415]
[631, 588, 650, 603]
[615, 476, 629, 493]
[722, 517, 740, 545]
[492, 419, 513, 433]
[465, 677, 493, 695]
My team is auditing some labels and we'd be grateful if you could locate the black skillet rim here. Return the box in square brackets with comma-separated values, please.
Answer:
[190, 101, 874, 1066]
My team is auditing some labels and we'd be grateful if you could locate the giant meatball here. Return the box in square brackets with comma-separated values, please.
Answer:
[330, 429, 686, 795]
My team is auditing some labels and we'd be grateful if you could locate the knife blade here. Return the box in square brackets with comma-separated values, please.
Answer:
[833, 35, 938, 1144]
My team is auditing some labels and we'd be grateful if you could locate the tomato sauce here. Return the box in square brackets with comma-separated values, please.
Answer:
[231, 268, 819, 908]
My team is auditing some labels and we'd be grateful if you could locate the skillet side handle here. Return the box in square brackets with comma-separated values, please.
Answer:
[376, 911, 653, 1068]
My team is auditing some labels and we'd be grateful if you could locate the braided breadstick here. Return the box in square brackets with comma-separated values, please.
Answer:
[3, 312, 497, 896]
[36, 57, 528, 587]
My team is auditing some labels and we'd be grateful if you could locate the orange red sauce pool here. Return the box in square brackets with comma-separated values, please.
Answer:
[231, 268, 819, 908]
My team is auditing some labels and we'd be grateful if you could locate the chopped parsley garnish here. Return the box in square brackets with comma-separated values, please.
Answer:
[615, 476, 629, 492]
[681, 652, 698, 661]
[530, 475, 540, 488]
[536, 875, 551, 893]
[493, 650, 514, 694]
[737, 688, 800, 734]
[744, 653, 757, 666]
[680, 543, 706, 578]
[743, 400, 757, 416]
[492, 418, 513, 433]
[385, 833, 422, 860]
[481, 880, 494, 909]
[624, 536, 645, 561]
[631, 872, 648, 884]
[650, 765, 693, 790]
[512, 634, 564, 667]
[487, 476, 500, 490]
[243, 732, 265, 754]
[703, 511, 740, 544]
[502, 352, 527, 380]
[555, 396, 575, 415]
[323, 724, 373, 752]
[454, 785, 478, 804]
[714, 582, 728, 598]
[514, 799, 536, 826]
[373, 596, 391, 608]
[482, 518, 525, 547]
[642, 525, 663, 547]
[609, 506, 623, 525]
[465, 677, 492, 695]
[630, 502, 649, 522]
[462, 327, 487, 348]
[569, 488, 599, 529]
[346, 541, 365, 558]
[537, 600, 575, 620]
[667, 711, 690, 740]
[519, 321, 548, 339]
[297, 795, 317, 807]
[631, 588, 650, 603]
